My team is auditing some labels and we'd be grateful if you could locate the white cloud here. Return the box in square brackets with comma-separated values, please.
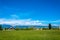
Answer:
[0, 14, 60, 26]
[0, 18, 43, 26]
[0, 18, 59, 26]
[51, 24, 59, 26]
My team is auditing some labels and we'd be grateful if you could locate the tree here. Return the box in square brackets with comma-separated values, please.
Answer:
[48, 23, 52, 30]
[0, 25, 3, 30]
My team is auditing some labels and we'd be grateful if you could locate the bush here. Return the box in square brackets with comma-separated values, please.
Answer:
[15, 28, 20, 30]
[5, 28, 9, 30]
[42, 28, 49, 30]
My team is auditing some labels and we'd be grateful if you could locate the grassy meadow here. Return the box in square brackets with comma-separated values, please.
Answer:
[0, 30, 60, 40]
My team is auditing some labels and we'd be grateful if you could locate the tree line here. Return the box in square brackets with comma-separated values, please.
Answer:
[0, 23, 59, 31]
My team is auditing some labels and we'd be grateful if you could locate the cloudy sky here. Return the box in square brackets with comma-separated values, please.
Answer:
[0, 0, 60, 26]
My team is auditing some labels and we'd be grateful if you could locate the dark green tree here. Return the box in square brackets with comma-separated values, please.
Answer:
[0, 25, 3, 30]
[48, 23, 52, 30]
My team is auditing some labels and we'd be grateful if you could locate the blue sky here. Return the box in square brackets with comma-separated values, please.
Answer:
[0, 0, 60, 25]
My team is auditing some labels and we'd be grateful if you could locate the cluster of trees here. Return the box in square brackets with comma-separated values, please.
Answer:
[0, 23, 59, 31]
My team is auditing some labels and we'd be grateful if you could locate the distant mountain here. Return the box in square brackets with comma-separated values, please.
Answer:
[1, 24, 59, 28]
[2, 24, 12, 28]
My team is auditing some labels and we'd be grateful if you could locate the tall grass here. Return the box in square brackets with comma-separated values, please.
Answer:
[0, 30, 60, 40]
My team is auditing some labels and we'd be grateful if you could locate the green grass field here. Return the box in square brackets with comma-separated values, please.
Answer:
[0, 30, 60, 40]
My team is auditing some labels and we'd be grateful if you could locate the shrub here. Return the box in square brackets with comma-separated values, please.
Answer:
[15, 26, 20, 30]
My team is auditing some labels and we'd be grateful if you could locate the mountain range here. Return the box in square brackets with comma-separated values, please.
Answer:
[1, 24, 59, 29]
